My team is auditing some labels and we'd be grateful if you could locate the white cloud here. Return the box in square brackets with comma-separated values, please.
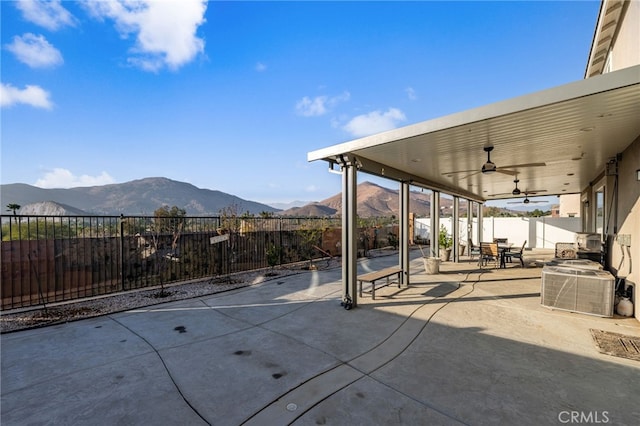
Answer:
[84, 0, 207, 72]
[34, 169, 115, 188]
[1, 83, 53, 109]
[295, 91, 350, 117]
[296, 95, 328, 117]
[405, 87, 417, 100]
[305, 184, 318, 193]
[342, 108, 407, 137]
[15, 0, 76, 31]
[333, 91, 350, 102]
[5, 33, 63, 68]
[256, 62, 267, 72]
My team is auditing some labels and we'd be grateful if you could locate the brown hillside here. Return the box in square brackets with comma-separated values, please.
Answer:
[280, 181, 455, 217]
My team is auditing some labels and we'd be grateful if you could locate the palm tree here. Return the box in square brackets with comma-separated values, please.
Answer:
[6, 203, 20, 223]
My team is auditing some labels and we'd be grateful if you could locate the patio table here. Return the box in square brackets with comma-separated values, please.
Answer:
[498, 243, 513, 268]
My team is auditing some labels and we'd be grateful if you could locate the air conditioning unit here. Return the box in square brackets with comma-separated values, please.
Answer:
[545, 259, 603, 270]
[541, 266, 615, 317]
[575, 232, 601, 252]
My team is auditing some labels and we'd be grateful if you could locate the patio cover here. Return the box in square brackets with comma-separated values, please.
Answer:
[308, 65, 640, 203]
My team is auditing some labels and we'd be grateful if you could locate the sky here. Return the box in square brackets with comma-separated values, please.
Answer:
[1, 0, 601, 208]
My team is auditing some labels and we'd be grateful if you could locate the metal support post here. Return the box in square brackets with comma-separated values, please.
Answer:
[430, 191, 440, 257]
[339, 156, 358, 309]
[477, 202, 484, 245]
[400, 181, 410, 286]
[453, 196, 460, 262]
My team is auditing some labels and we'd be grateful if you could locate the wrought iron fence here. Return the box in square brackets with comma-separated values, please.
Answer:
[2, 214, 381, 310]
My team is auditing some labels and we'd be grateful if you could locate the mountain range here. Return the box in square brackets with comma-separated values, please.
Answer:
[280, 181, 450, 217]
[1, 178, 278, 216]
[1, 178, 449, 217]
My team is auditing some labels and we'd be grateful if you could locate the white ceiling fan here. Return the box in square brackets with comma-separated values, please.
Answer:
[442, 146, 546, 179]
[488, 178, 547, 198]
[507, 191, 549, 205]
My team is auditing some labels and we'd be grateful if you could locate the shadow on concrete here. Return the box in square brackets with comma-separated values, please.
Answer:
[2, 254, 639, 426]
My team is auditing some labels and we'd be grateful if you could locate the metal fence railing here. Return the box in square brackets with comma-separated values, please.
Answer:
[1, 215, 396, 310]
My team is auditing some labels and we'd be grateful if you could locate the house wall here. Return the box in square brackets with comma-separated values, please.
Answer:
[610, 135, 640, 320]
[588, 0, 640, 321]
[558, 194, 581, 217]
[580, 136, 639, 321]
[611, 0, 640, 71]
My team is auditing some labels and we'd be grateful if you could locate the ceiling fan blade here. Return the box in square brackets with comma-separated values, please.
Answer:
[441, 168, 477, 176]
[441, 169, 481, 180]
[460, 171, 481, 179]
[523, 189, 547, 194]
[443, 161, 545, 178]
[507, 200, 548, 204]
[496, 169, 518, 176]
[500, 162, 546, 169]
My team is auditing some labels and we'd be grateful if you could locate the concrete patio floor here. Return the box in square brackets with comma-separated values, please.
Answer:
[2, 250, 639, 425]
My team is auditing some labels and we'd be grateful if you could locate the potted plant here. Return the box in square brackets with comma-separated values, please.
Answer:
[439, 225, 453, 261]
[418, 244, 440, 274]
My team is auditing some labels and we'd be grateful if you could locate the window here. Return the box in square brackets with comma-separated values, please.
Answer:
[595, 186, 605, 237]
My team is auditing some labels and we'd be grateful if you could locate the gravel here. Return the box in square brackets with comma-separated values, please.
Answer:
[1, 249, 401, 334]
[1, 258, 342, 334]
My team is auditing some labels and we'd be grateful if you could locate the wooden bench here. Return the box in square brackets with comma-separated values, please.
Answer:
[358, 267, 402, 299]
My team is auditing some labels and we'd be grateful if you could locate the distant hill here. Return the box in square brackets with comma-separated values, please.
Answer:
[1, 177, 279, 216]
[280, 181, 455, 217]
[19, 201, 89, 216]
[280, 203, 339, 217]
[1, 178, 520, 219]
[267, 200, 312, 210]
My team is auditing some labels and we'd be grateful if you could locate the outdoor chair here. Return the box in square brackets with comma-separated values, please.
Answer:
[468, 238, 480, 259]
[480, 242, 499, 268]
[505, 240, 526, 267]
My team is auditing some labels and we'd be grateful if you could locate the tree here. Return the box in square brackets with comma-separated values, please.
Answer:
[6, 203, 21, 224]
[483, 206, 517, 217]
[6, 203, 20, 214]
[152, 205, 186, 248]
[219, 203, 242, 233]
[265, 244, 281, 275]
[149, 205, 186, 296]
[296, 218, 325, 269]
[528, 209, 549, 218]
[154, 205, 186, 218]
[153, 205, 186, 233]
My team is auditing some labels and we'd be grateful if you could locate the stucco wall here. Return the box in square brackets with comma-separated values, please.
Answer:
[611, 0, 640, 71]
[559, 194, 581, 217]
[611, 135, 640, 320]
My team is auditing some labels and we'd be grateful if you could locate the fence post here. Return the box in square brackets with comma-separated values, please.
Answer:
[279, 217, 283, 265]
[119, 215, 125, 291]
